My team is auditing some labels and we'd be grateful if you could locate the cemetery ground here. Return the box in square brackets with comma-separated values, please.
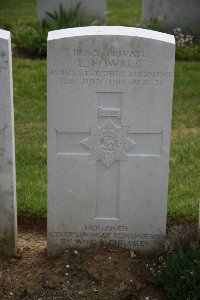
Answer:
[0, 0, 200, 299]
[0, 217, 167, 300]
[6, 55, 200, 299]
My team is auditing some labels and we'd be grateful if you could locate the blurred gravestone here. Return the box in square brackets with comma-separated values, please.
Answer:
[37, 0, 107, 21]
[47, 26, 175, 256]
[142, 0, 200, 31]
[0, 29, 17, 255]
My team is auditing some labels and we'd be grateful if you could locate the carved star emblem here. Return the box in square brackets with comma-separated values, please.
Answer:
[80, 119, 136, 168]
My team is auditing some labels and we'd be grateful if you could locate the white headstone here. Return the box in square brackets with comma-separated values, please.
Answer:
[0, 30, 17, 255]
[47, 26, 175, 256]
[142, 0, 200, 31]
[37, 0, 107, 21]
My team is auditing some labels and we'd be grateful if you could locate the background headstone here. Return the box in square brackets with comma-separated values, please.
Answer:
[0, 29, 17, 255]
[47, 26, 175, 256]
[37, 0, 107, 21]
[142, 0, 200, 31]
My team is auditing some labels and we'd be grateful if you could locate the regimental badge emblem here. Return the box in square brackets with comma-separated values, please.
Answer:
[80, 119, 136, 168]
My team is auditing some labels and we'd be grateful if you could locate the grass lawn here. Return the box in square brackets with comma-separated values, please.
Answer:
[0, 0, 36, 28]
[14, 59, 47, 215]
[0, 0, 141, 28]
[1, 0, 200, 221]
[108, 0, 141, 25]
[13, 58, 200, 221]
[169, 62, 200, 221]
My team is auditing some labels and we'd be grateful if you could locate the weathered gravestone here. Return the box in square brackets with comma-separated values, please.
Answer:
[142, 0, 200, 31]
[37, 0, 107, 21]
[0, 30, 17, 255]
[47, 26, 175, 256]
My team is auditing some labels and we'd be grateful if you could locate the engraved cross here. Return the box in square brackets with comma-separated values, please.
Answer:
[56, 92, 162, 220]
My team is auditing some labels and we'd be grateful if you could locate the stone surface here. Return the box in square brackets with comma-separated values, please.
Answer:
[47, 26, 175, 256]
[142, 0, 200, 31]
[37, 0, 107, 21]
[0, 29, 17, 255]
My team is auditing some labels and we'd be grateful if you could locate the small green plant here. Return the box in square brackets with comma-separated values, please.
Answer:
[12, 23, 48, 58]
[149, 225, 200, 300]
[43, 2, 97, 29]
[175, 44, 200, 61]
[12, 3, 102, 58]
[157, 244, 200, 300]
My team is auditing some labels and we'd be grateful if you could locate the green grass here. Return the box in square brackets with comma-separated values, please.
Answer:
[168, 62, 200, 221]
[1, 0, 200, 220]
[107, 0, 141, 26]
[13, 58, 200, 220]
[0, 0, 36, 28]
[0, 0, 141, 28]
[14, 59, 47, 214]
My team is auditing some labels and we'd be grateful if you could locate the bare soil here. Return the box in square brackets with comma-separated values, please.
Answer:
[0, 216, 165, 300]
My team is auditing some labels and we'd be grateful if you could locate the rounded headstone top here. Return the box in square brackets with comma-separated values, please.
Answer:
[48, 26, 175, 44]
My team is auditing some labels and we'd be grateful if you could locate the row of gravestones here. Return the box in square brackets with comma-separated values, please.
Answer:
[37, 0, 107, 21]
[37, 0, 200, 31]
[142, 0, 200, 31]
[0, 26, 175, 257]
